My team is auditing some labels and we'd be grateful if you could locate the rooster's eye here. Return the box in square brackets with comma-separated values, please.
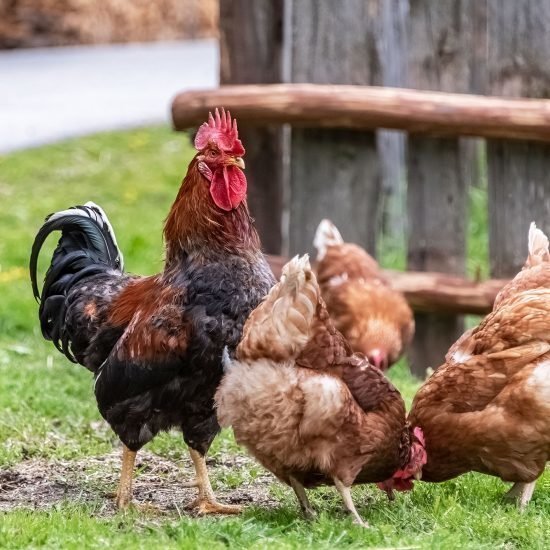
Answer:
[209, 150, 219, 158]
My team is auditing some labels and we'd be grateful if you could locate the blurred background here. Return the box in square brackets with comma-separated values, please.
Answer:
[0, 3, 549, 545]
[0, 0, 217, 48]
[0, 0, 219, 151]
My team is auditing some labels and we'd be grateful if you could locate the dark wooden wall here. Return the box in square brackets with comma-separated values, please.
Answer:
[219, 0, 284, 254]
[218, 0, 550, 378]
[486, 0, 550, 278]
[287, 0, 381, 257]
[405, 0, 478, 376]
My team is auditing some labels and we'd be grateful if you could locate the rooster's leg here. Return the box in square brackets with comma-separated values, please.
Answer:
[187, 448, 242, 515]
[504, 481, 537, 510]
[181, 479, 198, 488]
[288, 475, 316, 520]
[115, 445, 137, 509]
[333, 477, 368, 528]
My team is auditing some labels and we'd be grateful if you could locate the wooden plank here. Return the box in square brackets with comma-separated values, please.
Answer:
[385, 270, 505, 315]
[218, 0, 284, 253]
[376, 0, 408, 246]
[266, 255, 507, 315]
[487, 0, 550, 277]
[406, 0, 475, 377]
[172, 83, 550, 142]
[287, 0, 381, 256]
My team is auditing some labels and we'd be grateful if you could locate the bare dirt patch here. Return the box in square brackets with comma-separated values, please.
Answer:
[0, 450, 278, 516]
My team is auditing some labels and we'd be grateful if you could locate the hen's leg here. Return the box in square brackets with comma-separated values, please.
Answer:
[333, 477, 368, 528]
[187, 448, 242, 515]
[504, 481, 537, 510]
[289, 475, 316, 520]
[115, 445, 137, 509]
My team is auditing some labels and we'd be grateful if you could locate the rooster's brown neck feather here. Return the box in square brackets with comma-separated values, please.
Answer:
[163, 158, 260, 267]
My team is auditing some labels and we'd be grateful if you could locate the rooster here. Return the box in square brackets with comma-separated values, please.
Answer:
[406, 222, 550, 509]
[313, 219, 414, 370]
[29, 109, 275, 513]
[215, 256, 426, 526]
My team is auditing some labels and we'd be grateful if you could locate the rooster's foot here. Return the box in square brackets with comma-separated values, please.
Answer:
[187, 497, 242, 515]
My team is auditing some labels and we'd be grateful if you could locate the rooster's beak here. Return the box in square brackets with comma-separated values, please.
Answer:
[229, 157, 245, 170]
[413, 471, 422, 481]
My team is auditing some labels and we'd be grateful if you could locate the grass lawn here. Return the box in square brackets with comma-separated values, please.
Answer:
[0, 127, 548, 549]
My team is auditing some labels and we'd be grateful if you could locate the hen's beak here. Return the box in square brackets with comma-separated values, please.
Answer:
[413, 471, 422, 481]
[229, 156, 245, 170]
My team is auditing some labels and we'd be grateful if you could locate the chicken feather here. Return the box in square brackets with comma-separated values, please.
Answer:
[313, 219, 414, 370]
[216, 255, 425, 525]
[408, 222, 550, 508]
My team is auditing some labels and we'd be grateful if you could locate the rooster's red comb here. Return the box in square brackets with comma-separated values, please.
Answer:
[194, 108, 245, 156]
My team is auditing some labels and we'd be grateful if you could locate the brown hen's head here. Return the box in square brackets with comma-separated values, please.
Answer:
[367, 348, 388, 371]
[194, 108, 247, 211]
[377, 427, 427, 498]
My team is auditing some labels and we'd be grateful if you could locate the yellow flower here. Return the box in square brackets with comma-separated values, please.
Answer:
[0, 266, 27, 284]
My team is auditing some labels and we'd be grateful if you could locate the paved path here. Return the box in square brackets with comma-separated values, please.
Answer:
[0, 40, 218, 153]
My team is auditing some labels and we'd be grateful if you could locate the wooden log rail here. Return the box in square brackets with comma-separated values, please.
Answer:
[266, 255, 507, 315]
[172, 84, 550, 142]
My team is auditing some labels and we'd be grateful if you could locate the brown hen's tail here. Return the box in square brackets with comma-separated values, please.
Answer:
[526, 222, 550, 267]
[313, 219, 344, 261]
[237, 255, 320, 361]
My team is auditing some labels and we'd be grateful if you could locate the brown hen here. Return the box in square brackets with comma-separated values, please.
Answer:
[313, 220, 414, 370]
[407, 222, 550, 509]
[215, 256, 425, 526]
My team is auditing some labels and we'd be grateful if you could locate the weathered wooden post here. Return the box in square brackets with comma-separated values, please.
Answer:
[486, 0, 550, 278]
[406, 0, 476, 377]
[219, 0, 284, 253]
[287, 0, 381, 256]
[376, 0, 408, 245]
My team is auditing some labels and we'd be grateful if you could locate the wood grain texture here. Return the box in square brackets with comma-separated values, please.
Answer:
[288, 128, 380, 256]
[172, 84, 550, 142]
[375, 0, 408, 244]
[286, 0, 381, 256]
[406, 0, 476, 377]
[487, 0, 550, 277]
[219, 0, 284, 253]
[266, 255, 507, 315]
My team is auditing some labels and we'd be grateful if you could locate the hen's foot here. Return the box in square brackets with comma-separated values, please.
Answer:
[504, 481, 536, 510]
[289, 475, 317, 521]
[333, 477, 369, 528]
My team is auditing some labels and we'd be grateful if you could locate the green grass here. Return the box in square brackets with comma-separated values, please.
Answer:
[0, 127, 548, 548]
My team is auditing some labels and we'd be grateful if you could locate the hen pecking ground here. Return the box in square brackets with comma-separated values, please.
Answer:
[0, 127, 548, 549]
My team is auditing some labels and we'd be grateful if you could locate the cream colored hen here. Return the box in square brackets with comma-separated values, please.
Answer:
[215, 256, 425, 526]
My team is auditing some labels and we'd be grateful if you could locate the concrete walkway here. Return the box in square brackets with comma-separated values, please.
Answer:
[0, 40, 218, 153]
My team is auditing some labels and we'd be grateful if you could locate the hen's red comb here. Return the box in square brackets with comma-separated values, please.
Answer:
[194, 108, 245, 156]
[413, 426, 425, 446]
